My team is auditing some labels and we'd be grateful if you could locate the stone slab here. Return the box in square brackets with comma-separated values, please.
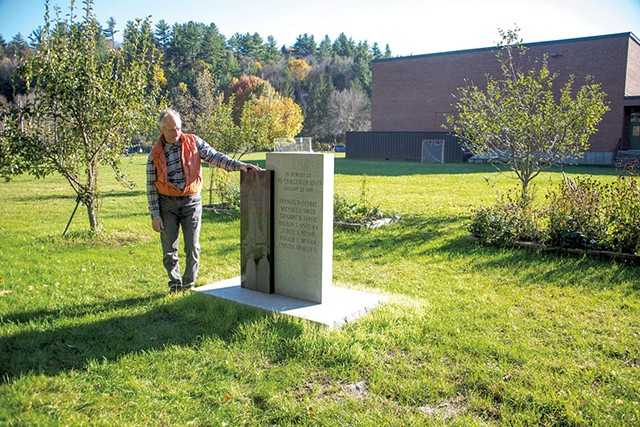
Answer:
[266, 152, 334, 303]
[240, 170, 274, 293]
[195, 277, 387, 329]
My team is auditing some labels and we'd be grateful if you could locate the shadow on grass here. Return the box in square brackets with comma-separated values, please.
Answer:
[335, 158, 620, 178]
[202, 210, 241, 224]
[437, 235, 640, 293]
[15, 190, 146, 203]
[333, 215, 462, 260]
[0, 292, 303, 384]
[334, 213, 640, 293]
[1, 294, 167, 325]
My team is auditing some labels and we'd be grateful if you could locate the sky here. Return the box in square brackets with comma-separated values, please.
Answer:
[1, 0, 639, 57]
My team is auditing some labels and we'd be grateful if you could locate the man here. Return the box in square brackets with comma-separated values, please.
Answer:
[147, 109, 260, 293]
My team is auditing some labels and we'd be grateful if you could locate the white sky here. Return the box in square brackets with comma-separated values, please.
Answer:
[1, 0, 639, 56]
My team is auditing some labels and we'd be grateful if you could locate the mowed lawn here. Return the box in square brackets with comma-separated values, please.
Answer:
[0, 153, 638, 426]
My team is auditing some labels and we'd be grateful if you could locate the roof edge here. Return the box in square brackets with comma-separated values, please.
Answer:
[374, 32, 639, 63]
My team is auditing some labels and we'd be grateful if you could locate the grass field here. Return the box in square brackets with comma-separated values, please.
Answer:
[1, 153, 638, 426]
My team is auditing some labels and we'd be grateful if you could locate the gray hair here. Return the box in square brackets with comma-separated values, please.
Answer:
[158, 109, 181, 129]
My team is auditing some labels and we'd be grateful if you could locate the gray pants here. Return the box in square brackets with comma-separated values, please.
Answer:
[159, 194, 202, 288]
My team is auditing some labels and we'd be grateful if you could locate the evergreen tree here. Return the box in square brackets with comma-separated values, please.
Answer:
[293, 33, 316, 56]
[353, 41, 372, 96]
[154, 19, 172, 52]
[318, 35, 332, 60]
[0, 35, 6, 59]
[103, 17, 117, 44]
[384, 44, 392, 58]
[303, 74, 334, 138]
[332, 33, 355, 57]
[6, 34, 29, 59]
[371, 42, 382, 60]
[262, 35, 281, 64]
[28, 27, 44, 48]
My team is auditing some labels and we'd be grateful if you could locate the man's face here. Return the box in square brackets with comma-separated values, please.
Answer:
[161, 114, 182, 144]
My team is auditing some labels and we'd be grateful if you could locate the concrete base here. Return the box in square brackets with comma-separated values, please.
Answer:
[194, 277, 387, 329]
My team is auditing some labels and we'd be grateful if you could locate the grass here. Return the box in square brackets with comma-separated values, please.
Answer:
[1, 153, 638, 426]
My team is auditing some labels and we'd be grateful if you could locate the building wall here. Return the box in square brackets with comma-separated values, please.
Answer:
[372, 33, 640, 162]
[627, 38, 640, 96]
[346, 131, 465, 162]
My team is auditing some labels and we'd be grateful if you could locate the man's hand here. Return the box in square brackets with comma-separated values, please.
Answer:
[152, 217, 164, 232]
[240, 163, 262, 172]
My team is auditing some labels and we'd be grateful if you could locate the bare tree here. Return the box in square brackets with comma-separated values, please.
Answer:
[321, 88, 370, 139]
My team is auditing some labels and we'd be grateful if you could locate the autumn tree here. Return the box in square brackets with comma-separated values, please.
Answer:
[226, 74, 273, 123]
[287, 58, 312, 81]
[240, 93, 303, 151]
[0, 0, 163, 233]
[226, 74, 303, 151]
[447, 28, 609, 200]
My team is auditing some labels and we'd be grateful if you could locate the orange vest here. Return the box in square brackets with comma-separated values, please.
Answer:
[151, 133, 203, 196]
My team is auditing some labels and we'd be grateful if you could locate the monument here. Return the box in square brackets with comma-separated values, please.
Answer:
[240, 170, 273, 294]
[267, 152, 333, 303]
[196, 151, 386, 328]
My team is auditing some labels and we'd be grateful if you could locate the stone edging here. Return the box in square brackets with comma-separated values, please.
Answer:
[334, 217, 399, 231]
[469, 236, 640, 263]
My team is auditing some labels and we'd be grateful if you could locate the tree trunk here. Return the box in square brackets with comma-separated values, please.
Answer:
[85, 162, 100, 233]
[86, 193, 99, 232]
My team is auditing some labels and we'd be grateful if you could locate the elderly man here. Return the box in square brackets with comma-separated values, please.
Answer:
[147, 109, 260, 293]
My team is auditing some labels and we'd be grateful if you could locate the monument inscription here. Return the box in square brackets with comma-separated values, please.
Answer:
[276, 171, 322, 255]
[267, 152, 333, 303]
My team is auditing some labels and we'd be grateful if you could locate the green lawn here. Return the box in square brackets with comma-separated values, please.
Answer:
[1, 154, 638, 426]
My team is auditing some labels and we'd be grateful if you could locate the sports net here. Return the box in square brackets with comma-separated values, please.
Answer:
[422, 139, 445, 163]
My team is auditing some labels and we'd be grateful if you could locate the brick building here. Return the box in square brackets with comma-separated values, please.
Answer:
[357, 32, 640, 165]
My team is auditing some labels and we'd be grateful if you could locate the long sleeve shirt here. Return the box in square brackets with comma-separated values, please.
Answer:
[146, 135, 245, 219]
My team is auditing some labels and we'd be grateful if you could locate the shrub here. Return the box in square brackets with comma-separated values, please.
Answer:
[469, 172, 640, 255]
[333, 175, 388, 224]
[206, 167, 240, 209]
[603, 175, 640, 254]
[544, 174, 607, 250]
[468, 189, 540, 246]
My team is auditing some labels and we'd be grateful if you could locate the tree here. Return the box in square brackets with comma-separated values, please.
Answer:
[353, 41, 372, 95]
[446, 28, 609, 200]
[241, 93, 303, 151]
[332, 33, 355, 57]
[317, 35, 332, 60]
[226, 74, 273, 123]
[321, 88, 370, 139]
[292, 33, 316, 57]
[167, 21, 227, 89]
[383, 44, 392, 58]
[6, 34, 30, 59]
[303, 73, 334, 138]
[0, 35, 6, 59]
[262, 36, 281, 65]
[287, 58, 311, 81]
[154, 19, 172, 53]
[103, 16, 117, 44]
[0, 0, 164, 233]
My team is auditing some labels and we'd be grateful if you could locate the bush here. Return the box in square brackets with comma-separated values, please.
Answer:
[603, 175, 640, 254]
[333, 175, 388, 224]
[469, 172, 640, 255]
[206, 167, 240, 209]
[468, 189, 540, 246]
[544, 174, 607, 249]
